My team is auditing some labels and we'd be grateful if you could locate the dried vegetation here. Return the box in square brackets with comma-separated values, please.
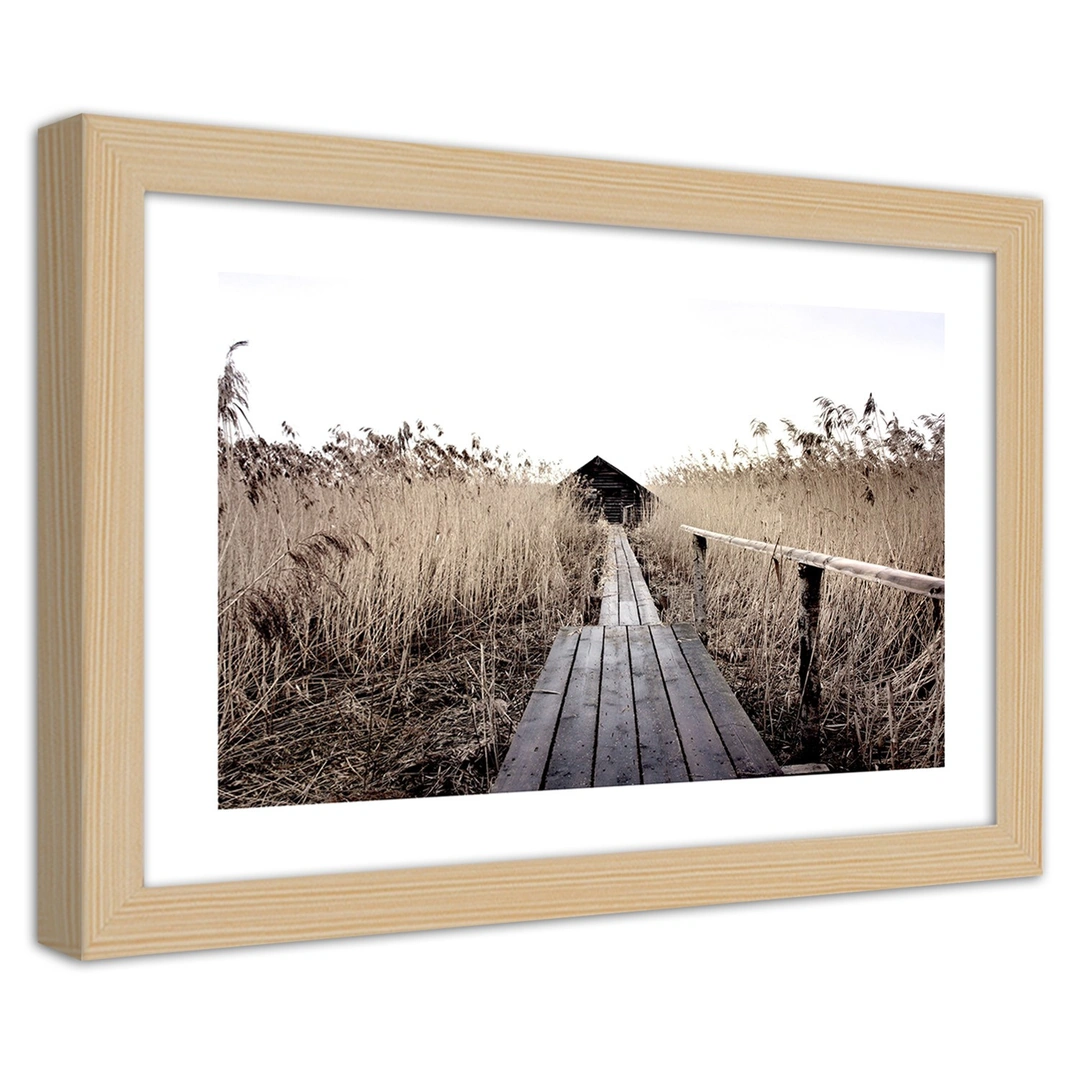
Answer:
[220, 334, 944, 802]
[218, 345, 604, 807]
[635, 396, 945, 772]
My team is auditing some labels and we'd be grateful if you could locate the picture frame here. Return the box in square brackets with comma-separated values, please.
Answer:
[37, 114, 1042, 959]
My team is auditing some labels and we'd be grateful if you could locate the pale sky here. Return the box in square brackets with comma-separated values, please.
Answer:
[197, 199, 954, 483]
[221, 282, 943, 481]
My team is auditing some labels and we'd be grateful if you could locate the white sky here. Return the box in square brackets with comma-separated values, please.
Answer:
[175, 197, 955, 483]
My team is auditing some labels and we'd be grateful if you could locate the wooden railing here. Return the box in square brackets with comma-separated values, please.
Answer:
[680, 524, 945, 761]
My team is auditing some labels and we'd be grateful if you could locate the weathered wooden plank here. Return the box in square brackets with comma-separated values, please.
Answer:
[680, 525, 945, 599]
[612, 532, 640, 623]
[651, 626, 737, 781]
[692, 533, 709, 638]
[796, 562, 823, 762]
[632, 584, 661, 624]
[599, 593, 619, 624]
[623, 537, 661, 624]
[491, 628, 580, 793]
[593, 626, 639, 787]
[671, 623, 783, 778]
[617, 577, 639, 623]
[627, 625, 688, 784]
[600, 525, 662, 626]
[544, 625, 605, 789]
[599, 545, 620, 624]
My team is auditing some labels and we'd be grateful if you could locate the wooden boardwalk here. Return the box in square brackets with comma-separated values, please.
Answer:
[493, 528, 782, 793]
[600, 526, 661, 625]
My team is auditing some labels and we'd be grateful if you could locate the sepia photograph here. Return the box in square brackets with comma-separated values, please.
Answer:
[209, 204, 947, 809]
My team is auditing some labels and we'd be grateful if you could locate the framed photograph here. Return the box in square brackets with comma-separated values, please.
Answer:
[38, 115, 1041, 959]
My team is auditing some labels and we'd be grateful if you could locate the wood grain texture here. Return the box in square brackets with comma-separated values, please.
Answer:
[495, 622, 774, 790]
[489, 627, 579, 794]
[593, 626, 639, 787]
[995, 204, 1043, 861]
[37, 114, 1042, 959]
[628, 625, 689, 785]
[38, 116, 84, 955]
[544, 626, 604, 790]
[598, 526, 661, 626]
[679, 527, 946, 598]
[672, 624, 783, 778]
[651, 626, 737, 782]
[67, 826, 1040, 959]
[623, 534, 661, 623]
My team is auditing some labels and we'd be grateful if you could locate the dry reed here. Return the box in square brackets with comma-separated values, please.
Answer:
[218, 349, 605, 806]
[634, 397, 945, 771]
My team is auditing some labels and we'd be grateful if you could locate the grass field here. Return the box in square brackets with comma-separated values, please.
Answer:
[218, 348, 605, 806]
[220, 345, 944, 802]
[634, 397, 945, 772]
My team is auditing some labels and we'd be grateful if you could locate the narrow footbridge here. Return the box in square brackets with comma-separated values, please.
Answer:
[493, 526, 782, 792]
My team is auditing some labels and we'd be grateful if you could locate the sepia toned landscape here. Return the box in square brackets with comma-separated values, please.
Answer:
[218, 342, 944, 808]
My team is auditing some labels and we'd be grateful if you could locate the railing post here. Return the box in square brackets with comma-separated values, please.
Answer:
[692, 533, 709, 643]
[796, 562, 823, 762]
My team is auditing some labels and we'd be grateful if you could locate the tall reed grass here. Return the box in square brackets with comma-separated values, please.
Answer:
[635, 397, 945, 771]
[218, 347, 604, 806]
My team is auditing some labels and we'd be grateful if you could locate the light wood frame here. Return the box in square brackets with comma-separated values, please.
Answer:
[37, 114, 1042, 959]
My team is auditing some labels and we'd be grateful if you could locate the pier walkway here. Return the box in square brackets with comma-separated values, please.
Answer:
[493, 527, 782, 792]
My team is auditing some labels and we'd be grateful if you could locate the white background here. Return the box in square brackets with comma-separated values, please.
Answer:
[5, 4, 1072, 1078]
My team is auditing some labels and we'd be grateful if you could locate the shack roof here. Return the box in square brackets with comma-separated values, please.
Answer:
[562, 455, 652, 492]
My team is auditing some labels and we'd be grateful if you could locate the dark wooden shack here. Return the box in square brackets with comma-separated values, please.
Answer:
[562, 456, 656, 525]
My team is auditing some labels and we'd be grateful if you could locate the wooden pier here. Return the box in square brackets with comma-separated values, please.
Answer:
[601, 525, 662, 626]
[493, 527, 781, 792]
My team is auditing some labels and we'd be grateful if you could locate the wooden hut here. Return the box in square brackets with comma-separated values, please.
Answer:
[563, 456, 656, 526]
